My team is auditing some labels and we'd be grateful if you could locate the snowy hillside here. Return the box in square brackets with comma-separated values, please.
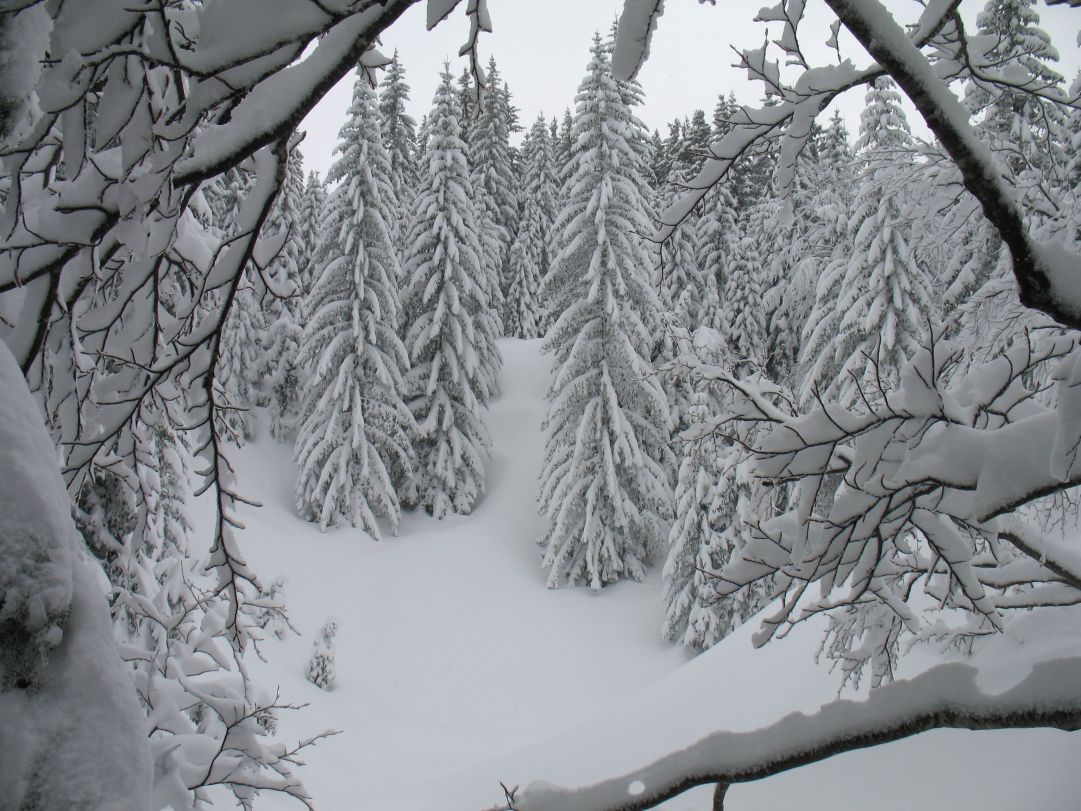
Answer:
[209, 339, 1081, 811]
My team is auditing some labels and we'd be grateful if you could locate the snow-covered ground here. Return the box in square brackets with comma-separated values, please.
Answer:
[210, 338, 1081, 811]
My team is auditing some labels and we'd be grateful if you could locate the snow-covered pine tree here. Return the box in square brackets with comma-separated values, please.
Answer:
[795, 111, 856, 402]
[681, 109, 712, 172]
[538, 35, 673, 590]
[416, 113, 430, 164]
[662, 383, 741, 650]
[469, 57, 519, 333]
[967, 0, 1067, 188]
[663, 372, 782, 650]
[723, 230, 767, 375]
[400, 66, 499, 518]
[216, 271, 264, 444]
[378, 50, 418, 252]
[297, 169, 327, 298]
[693, 96, 744, 335]
[457, 66, 476, 127]
[654, 129, 715, 442]
[658, 118, 682, 186]
[648, 129, 667, 189]
[306, 620, 338, 690]
[556, 107, 574, 181]
[212, 167, 265, 444]
[505, 114, 558, 338]
[294, 72, 413, 539]
[802, 78, 937, 408]
[260, 146, 307, 442]
[657, 140, 708, 331]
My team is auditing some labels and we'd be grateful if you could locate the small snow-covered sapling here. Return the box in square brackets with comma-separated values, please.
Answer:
[306, 620, 337, 690]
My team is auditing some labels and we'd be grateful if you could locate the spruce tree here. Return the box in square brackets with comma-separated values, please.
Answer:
[557, 108, 574, 180]
[505, 114, 558, 338]
[401, 66, 499, 518]
[294, 73, 413, 538]
[803, 78, 937, 408]
[469, 57, 520, 332]
[378, 50, 418, 251]
[260, 147, 307, 442]
[415, 113, 430, 163]
[724, 231, 767, 374]
[297, 170, 327, 297]
[967, 0, 1066, 183]
[217, 273, 264, 444]
[648, 129, 667, 189]
[538, 35, 673, 590]
[657, 136, 708, 330]
[662, 385, 738, 650]
[213, 168, 263, 444]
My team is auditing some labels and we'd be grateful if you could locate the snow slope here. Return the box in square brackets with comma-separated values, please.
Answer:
[215, 338, 1081, 811]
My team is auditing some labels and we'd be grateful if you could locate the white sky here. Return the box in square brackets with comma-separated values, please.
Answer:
[299, 0, 1080, 180]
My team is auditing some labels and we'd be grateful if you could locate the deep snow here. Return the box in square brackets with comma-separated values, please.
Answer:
[207, 338, 1081, 810]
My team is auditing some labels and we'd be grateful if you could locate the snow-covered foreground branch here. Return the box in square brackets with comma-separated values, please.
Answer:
[507, 657, 1081, 811]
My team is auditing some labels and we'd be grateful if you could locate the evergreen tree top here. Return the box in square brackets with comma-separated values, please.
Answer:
[328, 69, 393, 188]
[856, 77, 912, 155]
[977, 0, 1062, 86]
[378, 51, 417, 159]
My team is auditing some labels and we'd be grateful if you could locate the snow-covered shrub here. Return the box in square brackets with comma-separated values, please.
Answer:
[307, 620, 338, 691]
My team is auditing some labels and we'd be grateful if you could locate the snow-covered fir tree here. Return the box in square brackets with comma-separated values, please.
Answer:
[297, 170, 327, 294]
[400, 66, 500, 518]
[212, 167, 264, 444]
[801, 78, 937, 407]
[378, 50, 418, 252]
[967, 0, 1066, 188]
[505, 114, 558, 338]
[538, 35, 673, 590]
[216, 271, 264, 444]
[469, 57, 520, 333]
[456, 66, 477, 126]
[294, 72, 414, 538]
[795, 111, 856, 401]
[662, 381, 740, 650]
[260, 147, 307, 442]
[415, 113, 430, 163]
[556, 107, 574, 181]
[657, 138, 709, 331]
[723, 231, 767, 374]
[306, 620, 338, 690]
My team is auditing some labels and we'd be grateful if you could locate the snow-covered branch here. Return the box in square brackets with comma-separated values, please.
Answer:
[510, 657, 1081, 811]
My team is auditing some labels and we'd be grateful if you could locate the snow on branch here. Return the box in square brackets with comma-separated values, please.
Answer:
[508, 657, 1081, 811]
[678, 330, 1081, 686]
[174, 1, 417, 185]
[611, 0, 665, 82]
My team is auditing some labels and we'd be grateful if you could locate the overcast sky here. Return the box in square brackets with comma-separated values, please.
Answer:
[299, 0, 1080, 180]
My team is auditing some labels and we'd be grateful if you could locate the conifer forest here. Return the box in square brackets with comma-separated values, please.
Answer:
[2, 1, 1081, 809]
